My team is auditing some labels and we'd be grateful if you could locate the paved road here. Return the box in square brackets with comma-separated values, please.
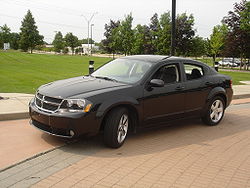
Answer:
[0, 103, 250, 188]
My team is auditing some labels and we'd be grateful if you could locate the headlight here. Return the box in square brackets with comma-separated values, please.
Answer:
[59, 99, 92, 113]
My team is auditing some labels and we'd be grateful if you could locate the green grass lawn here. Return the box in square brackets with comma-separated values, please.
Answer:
[196, 58, 250, 85]
[0, 51, 249, 94]
[219, 71, 250, 85]
[0, 50, 111, 94]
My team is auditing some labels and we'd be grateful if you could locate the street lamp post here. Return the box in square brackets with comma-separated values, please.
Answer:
[171, 0, 176, 56]
[90, 24, 94, 55]
[82, 12, 97, 55]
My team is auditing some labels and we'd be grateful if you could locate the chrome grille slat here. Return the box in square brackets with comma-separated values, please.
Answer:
[43, 100, 60, 106]
[35, 93, 63, 113]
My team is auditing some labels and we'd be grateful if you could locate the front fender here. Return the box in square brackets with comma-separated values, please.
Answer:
[95, 96, 139, 118]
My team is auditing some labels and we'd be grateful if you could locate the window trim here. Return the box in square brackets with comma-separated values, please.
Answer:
[183, 63, 205, 81]
[150, 63, 181, 85]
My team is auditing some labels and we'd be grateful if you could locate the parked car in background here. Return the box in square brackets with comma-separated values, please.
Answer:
[218, 59, 230, 66]
[29, 55, 233, 148]
[218, 58, 239, 67]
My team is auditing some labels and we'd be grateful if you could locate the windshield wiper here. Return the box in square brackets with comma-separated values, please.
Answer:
[94, 76, 118, 82]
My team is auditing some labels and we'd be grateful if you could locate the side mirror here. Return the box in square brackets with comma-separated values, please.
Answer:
[149, 79, 164, 87]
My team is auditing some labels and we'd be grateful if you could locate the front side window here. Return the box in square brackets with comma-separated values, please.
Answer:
[184, 64, 204, 80]
[152, 64, 180, 84]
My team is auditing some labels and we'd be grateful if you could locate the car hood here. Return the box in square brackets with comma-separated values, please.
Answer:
[38, 76, 128, 98]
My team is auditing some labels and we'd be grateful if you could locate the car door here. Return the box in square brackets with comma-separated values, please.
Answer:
[143, 62, 186, 127]
[181, 61, 211, 117]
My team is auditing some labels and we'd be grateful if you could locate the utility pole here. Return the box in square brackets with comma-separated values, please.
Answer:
[82, 12, 97, 55]
[90, 24, 94, 55]
[171, 0, 176, 56]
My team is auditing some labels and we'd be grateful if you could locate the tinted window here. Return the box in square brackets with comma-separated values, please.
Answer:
[184, 64, 204, 80]
[152, 64, 180, 84]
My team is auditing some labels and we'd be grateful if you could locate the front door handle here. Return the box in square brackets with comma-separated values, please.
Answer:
[205, 81, 213, 86]
[175, 86, 185, 90]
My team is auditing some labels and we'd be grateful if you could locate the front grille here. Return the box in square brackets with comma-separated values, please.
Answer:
[35, 93, 63, 113]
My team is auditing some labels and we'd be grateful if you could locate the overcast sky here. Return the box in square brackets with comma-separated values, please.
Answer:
[0, 0, 241, 43]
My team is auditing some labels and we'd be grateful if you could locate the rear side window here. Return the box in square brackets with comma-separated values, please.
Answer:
[184, 64, 204, 80]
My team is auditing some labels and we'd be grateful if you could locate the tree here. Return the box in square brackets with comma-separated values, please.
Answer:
[9, 33, 20, 50]
[189, 36, 207, 57]
[79, 38, 95, 44]
[109, 26, 122, 55]
[52, 31, 64, 53]
[240, 1, 250, 32]
[208, 24, 228, 63]
[0, 34, 2, 49]
[132, 24, 151, 54]
[149, 13, 160, 54]
[101, 20, 121, 55]
[223, 0, 250, 63]
[0, 24, 11, 48]
[157, 12, 171, 55]
[119, 13, 134, 55]
[19, 10, 44, 53]
[64, 32, 78, 55]
[0, 24, 11, 42]
[175, 13, 196, 56]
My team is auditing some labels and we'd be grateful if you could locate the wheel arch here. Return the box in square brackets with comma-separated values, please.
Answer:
[206, 87, 227, 105]
[202, 87, 227, 116]
[99, 103, 139, 134]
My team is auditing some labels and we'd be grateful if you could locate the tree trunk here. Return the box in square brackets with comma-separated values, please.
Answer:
[247, 59, 249, 71]
[213, 54, 216, 67]
[240, 56, 243, 70]
[243, 58, 246, 70]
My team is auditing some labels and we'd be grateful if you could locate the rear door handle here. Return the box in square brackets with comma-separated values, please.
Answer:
[176, 86, 185, 90]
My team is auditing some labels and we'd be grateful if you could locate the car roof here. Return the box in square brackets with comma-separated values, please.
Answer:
[121, 55, 193, 63]
[121, 55, 169, 63]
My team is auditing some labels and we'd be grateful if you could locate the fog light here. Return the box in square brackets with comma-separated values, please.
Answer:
[69, 130, 75, 137]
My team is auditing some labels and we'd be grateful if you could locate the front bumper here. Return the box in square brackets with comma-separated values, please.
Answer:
[29, 100, 100, 138]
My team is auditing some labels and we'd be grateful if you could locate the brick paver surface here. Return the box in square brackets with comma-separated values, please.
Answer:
[0, 119, 65, 169]
[0, 103, 250, 188]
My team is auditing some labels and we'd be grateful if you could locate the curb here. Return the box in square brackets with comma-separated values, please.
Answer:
[0, 94, 250, 121]
[232, 94, 250, 100]
[0, 112, 29, 121]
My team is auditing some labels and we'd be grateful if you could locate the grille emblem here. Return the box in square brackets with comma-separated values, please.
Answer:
[41, 96, 45, 108]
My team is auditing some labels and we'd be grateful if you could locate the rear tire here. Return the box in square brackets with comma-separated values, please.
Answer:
[202, 96, 225, 126]
[103, 107, 129, 148]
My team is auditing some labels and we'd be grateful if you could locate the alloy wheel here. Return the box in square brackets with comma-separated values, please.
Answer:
[117, 114, 129, 143]
[210, 99, 224, 123]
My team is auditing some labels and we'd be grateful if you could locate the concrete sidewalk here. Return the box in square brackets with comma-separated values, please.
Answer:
[0, 93, 33, 121]
[232, 81, 250, 99]
[0, 82, 250, 121]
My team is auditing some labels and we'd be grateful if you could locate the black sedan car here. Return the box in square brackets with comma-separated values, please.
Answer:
[29, 55, 233, 148]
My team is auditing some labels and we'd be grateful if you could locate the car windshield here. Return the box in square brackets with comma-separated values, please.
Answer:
[91, 58, 152, 84]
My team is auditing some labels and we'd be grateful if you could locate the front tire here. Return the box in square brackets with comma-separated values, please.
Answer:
[202, 96, 225, 126]
[104, 107, 129, 148]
